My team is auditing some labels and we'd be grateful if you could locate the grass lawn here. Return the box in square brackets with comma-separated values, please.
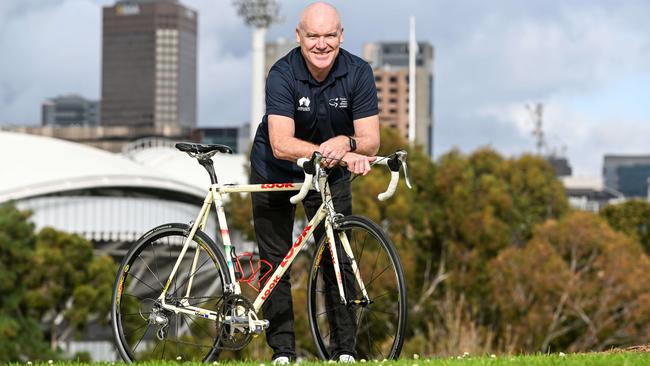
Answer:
[11, 351, 650, 366]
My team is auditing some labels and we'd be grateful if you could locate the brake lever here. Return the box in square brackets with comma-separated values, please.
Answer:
[312, 152, 323, 193]
[395, 150, 413, 189]
[402, 160, 412, 189]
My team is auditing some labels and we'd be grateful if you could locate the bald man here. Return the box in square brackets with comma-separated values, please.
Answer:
[249, 2, 379, 364]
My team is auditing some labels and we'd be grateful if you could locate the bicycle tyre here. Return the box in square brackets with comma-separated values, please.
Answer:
[307, 215, 407, 360]
[111, 223, 232, 362]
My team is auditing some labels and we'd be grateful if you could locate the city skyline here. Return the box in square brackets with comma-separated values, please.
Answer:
[1, 0, 649, 177]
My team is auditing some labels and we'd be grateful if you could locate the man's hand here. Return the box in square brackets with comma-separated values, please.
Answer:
[341, 153, 376, 176]
[318, 135, 350, 168]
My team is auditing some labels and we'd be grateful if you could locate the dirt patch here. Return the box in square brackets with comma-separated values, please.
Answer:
[605, 344, 650, 353]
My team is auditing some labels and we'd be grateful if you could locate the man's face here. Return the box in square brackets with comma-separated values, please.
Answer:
[296, 11, 344, 74]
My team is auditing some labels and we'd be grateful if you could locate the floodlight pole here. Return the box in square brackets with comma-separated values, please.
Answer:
[233, 0, 281, 141]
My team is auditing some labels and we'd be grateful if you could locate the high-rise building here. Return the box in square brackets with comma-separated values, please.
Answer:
[42, 94, 100, 126]
[603, 155, 650, 198]
[101, 0, 197, 129]
[265, 37, 297, 76]
[363, 42, 434, 155]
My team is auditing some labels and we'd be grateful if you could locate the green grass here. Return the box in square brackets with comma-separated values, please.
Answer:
[10, 352, 650, 366]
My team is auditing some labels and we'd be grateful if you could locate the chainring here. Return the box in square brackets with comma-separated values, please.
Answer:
[215, 294, 255, 350]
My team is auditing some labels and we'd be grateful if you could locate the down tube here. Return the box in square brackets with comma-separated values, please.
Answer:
[252, 206, 327, 312]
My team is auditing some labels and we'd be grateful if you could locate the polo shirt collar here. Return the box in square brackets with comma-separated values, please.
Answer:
[293, 48, 348, 84]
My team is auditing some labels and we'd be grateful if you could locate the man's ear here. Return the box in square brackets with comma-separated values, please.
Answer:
[295, 27, 301, 43]
[340, 27, 345, 43]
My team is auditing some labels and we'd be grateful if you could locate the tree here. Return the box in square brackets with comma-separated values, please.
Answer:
[600, 199, 650, 255]
[0, 203, 51, 361]
[23, 227, 116, 351]
[489, 211, 650, 352]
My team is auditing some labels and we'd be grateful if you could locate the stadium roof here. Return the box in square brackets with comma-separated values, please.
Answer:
[124, 143, 247, 189]
[0, 131, 214, 202]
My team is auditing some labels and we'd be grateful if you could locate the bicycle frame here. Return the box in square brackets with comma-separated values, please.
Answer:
[157, 175, 369, 322]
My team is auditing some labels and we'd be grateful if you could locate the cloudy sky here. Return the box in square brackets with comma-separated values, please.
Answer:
[1, 0, 649, 177]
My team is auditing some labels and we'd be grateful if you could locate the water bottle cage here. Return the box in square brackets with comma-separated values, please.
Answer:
[233, 252, 274, 292]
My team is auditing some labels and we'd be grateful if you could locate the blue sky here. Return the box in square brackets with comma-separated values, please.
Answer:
[1, 0, 649, 177]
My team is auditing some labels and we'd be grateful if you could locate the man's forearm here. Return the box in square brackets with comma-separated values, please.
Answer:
[352, 134, 379, 156]
[271, 136, 320, 162]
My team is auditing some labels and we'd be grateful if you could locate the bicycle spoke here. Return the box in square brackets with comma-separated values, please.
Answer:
[133, 323, 152, 353]
[168, 257, 211, 298]
[128, 272, 159, 294]
[176, 312, 180, 358]
[161, 338, 167, 359]
[122, 311, 151, 317]
[138, 254, 164, 290]
[186, 314, 215, 340]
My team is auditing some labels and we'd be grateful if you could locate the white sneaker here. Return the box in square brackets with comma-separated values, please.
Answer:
[338, 354, 356, 363]
[272, 356, 290, 365]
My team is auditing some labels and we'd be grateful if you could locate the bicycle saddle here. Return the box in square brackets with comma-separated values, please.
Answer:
[175, 142, 233, 155]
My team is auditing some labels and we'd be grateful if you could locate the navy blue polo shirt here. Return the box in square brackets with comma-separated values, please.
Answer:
[250, 47, 378, 184]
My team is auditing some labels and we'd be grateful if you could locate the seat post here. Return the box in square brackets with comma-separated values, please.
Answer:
[198, 158, 218, 184]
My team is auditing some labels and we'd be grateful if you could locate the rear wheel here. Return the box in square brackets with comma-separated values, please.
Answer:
[111, 223, 232, 362]
[308, 215, 407, 361]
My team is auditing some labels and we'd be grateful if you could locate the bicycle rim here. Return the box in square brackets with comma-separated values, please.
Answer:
[308, 215, 407, 360]
[112, 224, 230, 362]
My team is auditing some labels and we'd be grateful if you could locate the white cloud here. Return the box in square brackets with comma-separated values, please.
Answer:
[1, 0, 650, 177]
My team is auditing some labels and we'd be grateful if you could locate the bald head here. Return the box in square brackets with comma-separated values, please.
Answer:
[298, 2, 341, 32]
[295, 1, 344, 81]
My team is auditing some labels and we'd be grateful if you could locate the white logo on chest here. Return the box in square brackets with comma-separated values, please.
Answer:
[297, 97, 311, 112]
[328, 97, 348, 109]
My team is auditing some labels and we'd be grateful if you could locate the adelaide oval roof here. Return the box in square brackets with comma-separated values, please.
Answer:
[0, 131, 210, 202]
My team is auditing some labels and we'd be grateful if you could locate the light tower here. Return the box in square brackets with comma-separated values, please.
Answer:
[527, 103, 546, 155]
[233, 0, 282, 141]
[408, 16, 417, 145]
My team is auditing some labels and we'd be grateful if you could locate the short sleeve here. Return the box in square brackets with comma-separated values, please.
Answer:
[265, 68, 295, 119]
[351, 63, 379, 120]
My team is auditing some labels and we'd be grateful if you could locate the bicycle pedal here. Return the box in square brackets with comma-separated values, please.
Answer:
[249, 319, 270, 334]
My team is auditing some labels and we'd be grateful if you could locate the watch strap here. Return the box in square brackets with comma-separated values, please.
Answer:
[348, 136, 357, 152]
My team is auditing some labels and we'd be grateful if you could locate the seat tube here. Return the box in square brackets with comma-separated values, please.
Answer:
[212, 186, 240, 294]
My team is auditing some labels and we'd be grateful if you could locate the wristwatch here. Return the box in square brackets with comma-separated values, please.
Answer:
[348, 136, 357, 152]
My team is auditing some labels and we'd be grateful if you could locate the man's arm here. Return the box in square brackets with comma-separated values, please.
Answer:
[318, 114, 380, 175]
[268, 114, 319, 161]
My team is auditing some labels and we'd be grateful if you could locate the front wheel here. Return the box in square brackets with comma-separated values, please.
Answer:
[111, 223, 232, 362]
[308, 215, 407, 361]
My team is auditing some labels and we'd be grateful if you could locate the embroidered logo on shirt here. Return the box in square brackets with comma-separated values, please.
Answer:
[328, 97, 348, 109]
[297, 97, 311, 112]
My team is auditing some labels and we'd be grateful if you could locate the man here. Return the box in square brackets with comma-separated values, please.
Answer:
[249, 2, 380, 364]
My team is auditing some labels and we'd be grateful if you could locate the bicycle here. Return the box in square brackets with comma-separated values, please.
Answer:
[111, 142, 412, 362]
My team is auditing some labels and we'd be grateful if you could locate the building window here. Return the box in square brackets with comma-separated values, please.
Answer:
[374, 75, 382, 82]
[389, 88, 397, 94]
[389, 76, 398, 83]
[389, 98, 397, 104]
[389, 108, 397, 114]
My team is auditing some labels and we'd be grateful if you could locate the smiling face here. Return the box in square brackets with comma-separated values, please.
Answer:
[296, 2, 344, 81]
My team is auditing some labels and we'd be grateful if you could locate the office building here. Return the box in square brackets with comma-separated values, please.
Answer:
[603, 155, 650, 198]
[198, 124, 251, 154]
[363, 41, 434, 155]
[42, 94, 100, 126]
[265, 37, 297, 76]
[546, 156, 572, 177]
[101, 0, 197, 129]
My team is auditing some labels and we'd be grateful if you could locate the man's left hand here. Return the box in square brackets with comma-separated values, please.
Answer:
[318, 136, 350, 168]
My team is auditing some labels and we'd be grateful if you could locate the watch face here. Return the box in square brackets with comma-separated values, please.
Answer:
[349, 136, 356, 151]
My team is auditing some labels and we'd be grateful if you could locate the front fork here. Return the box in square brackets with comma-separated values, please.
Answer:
[319, 173, 370, 305]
